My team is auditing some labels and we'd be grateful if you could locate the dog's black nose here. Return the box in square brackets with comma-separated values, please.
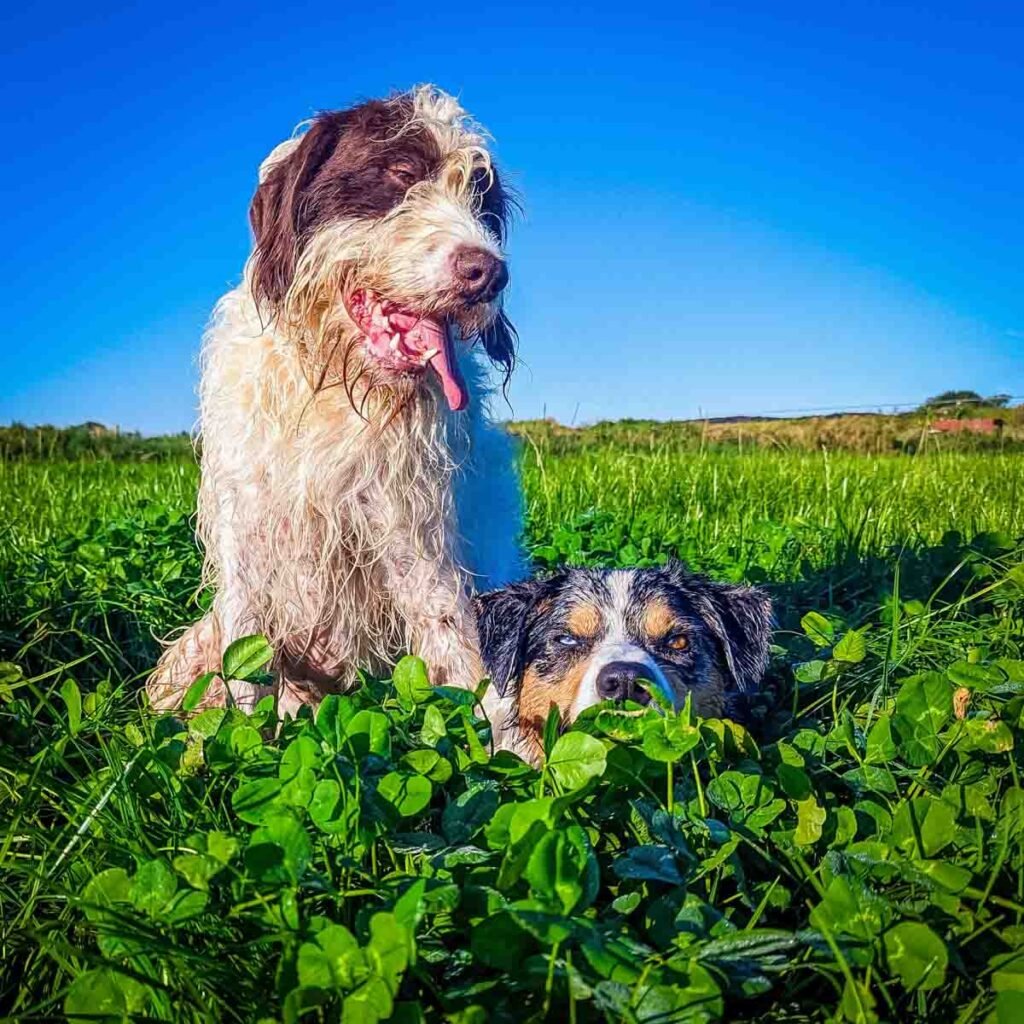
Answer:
[595, 661, 652, 703]
[453, 247, 508, 303]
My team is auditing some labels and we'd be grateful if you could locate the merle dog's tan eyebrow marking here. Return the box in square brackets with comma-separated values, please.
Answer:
[567, 603, 603, 638]
[642, 598, 677, 640]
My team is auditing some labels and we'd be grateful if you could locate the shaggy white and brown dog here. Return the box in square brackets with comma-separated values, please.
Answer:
[147, 86, 525, 721]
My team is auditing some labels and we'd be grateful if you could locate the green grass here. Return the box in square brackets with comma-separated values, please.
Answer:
[1, 446, 1023, 1023]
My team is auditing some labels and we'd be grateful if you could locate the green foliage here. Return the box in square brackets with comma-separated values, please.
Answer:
[1, 450, 1024, 1021]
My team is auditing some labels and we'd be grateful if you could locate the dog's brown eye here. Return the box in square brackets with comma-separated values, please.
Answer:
[387, 163, 419, 187]
[666, 634, 689, 651]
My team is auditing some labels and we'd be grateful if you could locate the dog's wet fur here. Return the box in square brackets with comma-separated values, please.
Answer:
[475, 562, 772, 760]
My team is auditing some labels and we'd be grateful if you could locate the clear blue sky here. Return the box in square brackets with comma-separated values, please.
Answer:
[3, 1, 1021, 432]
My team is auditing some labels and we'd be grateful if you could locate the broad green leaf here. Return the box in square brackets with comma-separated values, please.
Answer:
[442, 783, 499, 843]
[884, 921, 947, 991]
[865, 715, 896, 764]
[248, 809, 311, 884]
[947, 660, 1004, 691]
[129, 858, 178, 918]
[182, 671, 217, 713]
[612, 845, 684, 885]
[811, 876, 892, 941]
[891, 796, 956, 858]
[893, 672, 953, 766]
[794, 796, 827, 846]
[222, 634, 273, 681]
[641, 715, 701, 762]
[833, 629, 867, 664]
[523, 824, 598, 914]
[420, 705, 447, 747]
[393, 655, 432, 707]
[65, 969, 151, 1021]
[402, 748, 452, 783]
[801, 611, 834, 646]
[547, 732, 606, 791]
[378, 771, 432, 818]
[231, 777, 284, 824]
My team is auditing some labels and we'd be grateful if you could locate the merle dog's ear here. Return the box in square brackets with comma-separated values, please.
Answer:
[665, 561, 773, 693]
[480, 309, 518, 385]
[249, 114, 345, 309]
[473, 578, 548, 698]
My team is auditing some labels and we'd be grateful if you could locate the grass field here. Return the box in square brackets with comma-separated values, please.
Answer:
[2, 440, 1023, 1022]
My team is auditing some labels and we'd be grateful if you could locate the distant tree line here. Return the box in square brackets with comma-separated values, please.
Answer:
[0, 423, 194, 461]
[919, 390, 1013, 415]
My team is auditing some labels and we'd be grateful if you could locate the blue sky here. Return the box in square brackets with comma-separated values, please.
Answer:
[3, 1, 1021, 432]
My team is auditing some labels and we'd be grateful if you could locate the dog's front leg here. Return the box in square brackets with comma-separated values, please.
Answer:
[385, 545, 484, 693]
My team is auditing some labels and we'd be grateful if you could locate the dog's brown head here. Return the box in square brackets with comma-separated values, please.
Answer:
[248, 86, 516, 410]
[475, 563, 772, 758]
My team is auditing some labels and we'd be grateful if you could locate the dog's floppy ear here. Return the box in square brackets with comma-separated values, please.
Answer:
[473, 577, 549, 698]
[480, 309, 518, 385]
[665, 560, 773, 693]
[249, 114, 345, 309]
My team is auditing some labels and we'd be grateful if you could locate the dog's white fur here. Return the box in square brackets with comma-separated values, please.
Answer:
[147, 86, 525, 723]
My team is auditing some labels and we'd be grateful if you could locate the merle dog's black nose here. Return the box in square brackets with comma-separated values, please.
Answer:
[453, 247, 508, 303]
[595, 661, 652, 703]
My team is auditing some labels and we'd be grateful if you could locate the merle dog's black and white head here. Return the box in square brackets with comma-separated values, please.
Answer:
[475, 563, 772, 758]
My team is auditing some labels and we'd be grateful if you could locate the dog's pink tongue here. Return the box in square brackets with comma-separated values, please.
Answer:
[413, 320, 468, 412]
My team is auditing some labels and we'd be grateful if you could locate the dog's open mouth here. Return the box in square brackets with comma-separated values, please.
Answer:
[345, 289, 468, 412]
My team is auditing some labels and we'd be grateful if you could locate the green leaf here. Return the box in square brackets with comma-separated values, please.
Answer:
[344, 709, 391, 760]
[402, 748, 452, 784]
[231, 777, 284, 824]
[794, 660, 826, 683]
[893, 672, 954, 766]
[641, 715, 701, 762]
[801, 611, 834, 646]
[393, 655, 433, 707]
[309, 778, 353, 835]
[523, 824, 598, 914]
[173, 852, 223, 891]
[471, 910, 533, 971]
[82, 867, 133, 922]
[891, 796, 957, 858]
[420, 705, 447, 747]
[884, 922, 948, 991]
[222, 634, 273, 681]
[60, 677, 82, 734]
[182, 671, 217, 713]
[206, 831, 238, 864]
[65, 968, 152, 1021]
[612, 845, 684, 885]
[833, 629, 867, 664]
[865, 715, 896, 764]
[547, 732, 606, 791]
[794, 796, 827, 846]
[129, 859, 178, 918]
[248, 809, 311, 884]
[947, 660, 1004, 691]
[811, 876, 891, 941]
[378, 771, 432, 817]
[442, 783, 500, 844]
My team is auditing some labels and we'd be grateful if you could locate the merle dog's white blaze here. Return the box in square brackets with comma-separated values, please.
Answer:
[571, 570, 675, 717]
[572, 641, 675, 719]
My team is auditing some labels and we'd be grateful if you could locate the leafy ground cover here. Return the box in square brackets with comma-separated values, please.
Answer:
[1, 449, 1023, 1022]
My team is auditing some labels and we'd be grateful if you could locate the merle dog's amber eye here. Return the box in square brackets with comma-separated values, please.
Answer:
[666, 634, 689, 651]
